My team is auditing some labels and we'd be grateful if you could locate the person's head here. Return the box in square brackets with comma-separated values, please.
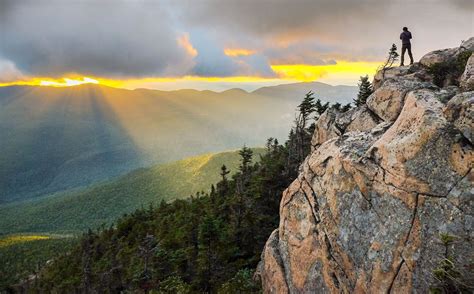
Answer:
[403, 27, 408, 31]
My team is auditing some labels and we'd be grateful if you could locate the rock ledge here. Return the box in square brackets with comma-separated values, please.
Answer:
[257, 40, 474, 293]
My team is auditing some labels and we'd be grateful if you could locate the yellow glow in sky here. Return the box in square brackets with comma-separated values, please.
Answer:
[0, 61, 381, 90]
[271, 61, 380, 82]
[224, 48, 257, 57]
[39, 77, 99, 87]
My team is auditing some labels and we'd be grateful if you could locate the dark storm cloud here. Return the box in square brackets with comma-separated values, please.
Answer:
[0, 0, 471, 78]
[0, 0, 193, 77]
[177, 0, 473, 60]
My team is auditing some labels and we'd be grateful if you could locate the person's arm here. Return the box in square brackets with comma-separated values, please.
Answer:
[400, 33, 403, 40]
[409, 32, 412, 39]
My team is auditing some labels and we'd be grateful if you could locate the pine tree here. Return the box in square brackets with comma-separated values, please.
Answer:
[354, 75, 373, 106]
[332, 102, 342, 111]
[138, 234, 158, 293]
[197, 216, 221, 292]
[298, 91, 316, 124]
[220, 165, 230, 182]
[382, 44, 399, 69]
[238, 146, 253, 175]
[315, 99, 330, 115]
[293, 92, 320, 164]
[341, 103, 352, 112]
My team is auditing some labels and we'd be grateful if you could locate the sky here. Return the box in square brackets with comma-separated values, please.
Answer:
[0, 0, 472, 91]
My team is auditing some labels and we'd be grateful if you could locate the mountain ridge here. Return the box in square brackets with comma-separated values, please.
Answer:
[0, 81, 356, 203]
[1, 80, 355, 95]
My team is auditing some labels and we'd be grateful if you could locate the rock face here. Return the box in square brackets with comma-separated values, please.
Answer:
[257, 43, 474, 293]
[461, 53, 474, 91]
[420, 37, 474, 68]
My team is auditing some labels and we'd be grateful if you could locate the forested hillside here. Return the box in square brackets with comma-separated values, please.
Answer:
[12, 94, 342, 293]
[0, 234, 76, 290]
[0, 149, 264, 235]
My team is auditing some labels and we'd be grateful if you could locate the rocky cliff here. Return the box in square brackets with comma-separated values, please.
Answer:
[257, 39, 474, 293]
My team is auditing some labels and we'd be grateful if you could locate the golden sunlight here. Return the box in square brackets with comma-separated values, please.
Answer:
[39, 77, 99, 87]
[224, 48, 257, 57]
[0, 61, 382, 90]
[271, 61, 381, 82]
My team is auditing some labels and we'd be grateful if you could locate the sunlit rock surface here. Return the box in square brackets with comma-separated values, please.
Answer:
[257, 42, 474, 293]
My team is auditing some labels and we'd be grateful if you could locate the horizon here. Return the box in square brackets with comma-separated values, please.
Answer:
[0, 78, 358, 93]
[1, 0, 472, 91]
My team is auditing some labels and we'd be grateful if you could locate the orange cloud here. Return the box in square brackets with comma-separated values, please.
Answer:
[224, 48, 257, 57]
[177, 33, 198, 57]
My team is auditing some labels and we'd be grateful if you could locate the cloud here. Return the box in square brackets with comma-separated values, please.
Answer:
[0, 0, 471, 80]
[0, 0, 194, 77]
[0, 59, 25, 83]
[224, 48, 257, 57]
[178, 33, 198, 58]
[189, 31, 275, 77]
[178, 0, 473, 61]
[450, 0, 474, 10]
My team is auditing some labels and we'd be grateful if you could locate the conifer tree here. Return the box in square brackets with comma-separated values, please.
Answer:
[354, 75, 373, 106]
[220, 165, 230, 182]
[265, 137, 274, 152]
[382, 44, 399, 69]
[332, 102, 342, 111]
[138, 234, 158, 293]
[293, 92, 319, 164]
[238, 146, 253, 175]
[197, 216, 221, 292]
[315, 99, 330, 115]
[297, 91, 316, 125]
[341, 103, 352, 112]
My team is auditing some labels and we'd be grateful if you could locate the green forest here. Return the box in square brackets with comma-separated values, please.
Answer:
[0, 149, 264, 235]
[0, 234, 76, 290]
[7, 94, 348, 293]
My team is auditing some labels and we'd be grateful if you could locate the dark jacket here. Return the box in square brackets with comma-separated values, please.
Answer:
[400, 31, 412, 45]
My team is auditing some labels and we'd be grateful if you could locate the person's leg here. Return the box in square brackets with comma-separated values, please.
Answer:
[407, 44, 414, 64]
[401, 45, 406, 66]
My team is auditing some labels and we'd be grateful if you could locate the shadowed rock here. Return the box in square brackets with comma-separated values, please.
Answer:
[460, 53, 474, 91]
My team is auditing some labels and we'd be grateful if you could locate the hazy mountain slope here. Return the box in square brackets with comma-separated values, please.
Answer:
[0, 82, 356, 202]
[252, 81, 356, 104]
[0, 149, 264, 234]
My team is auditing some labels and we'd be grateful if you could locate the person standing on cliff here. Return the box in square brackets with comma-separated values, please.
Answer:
[400, 27, 414, 66]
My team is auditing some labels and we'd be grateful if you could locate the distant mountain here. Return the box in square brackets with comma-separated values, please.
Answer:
[0, 82, 356, 202]
[0, 148, 265, 234]
[252, 81, 356, 103]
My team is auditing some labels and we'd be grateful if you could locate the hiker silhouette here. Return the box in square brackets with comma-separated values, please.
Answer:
[400, 27, 414, 66]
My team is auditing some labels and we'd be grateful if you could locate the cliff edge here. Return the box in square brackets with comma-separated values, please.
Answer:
[257, 38, 474, 293]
